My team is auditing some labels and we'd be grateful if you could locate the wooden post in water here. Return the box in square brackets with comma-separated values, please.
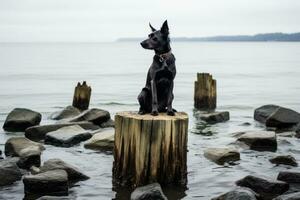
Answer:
[194, 73, 216, 110]
[72, 81, 91, 111]
[113, 111, 188, 188]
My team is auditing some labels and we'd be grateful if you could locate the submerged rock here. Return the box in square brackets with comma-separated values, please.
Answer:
[236, 175, 289, 199]
[5, 137, 45, 168]
[266, 107, 300, 129]
[84, 128, 114, 151]
[23, 169, 68, 196]
[254, 104, 280, 123]
[270, 155, 298, 167]
[100, 119, 115, 128]
[45, 125, 92, 147]
[199, 111, 230, 124]
[203, 147, 240, 165]
[69, 108, 111, 126]
[211, 187, 257, 200]
[25, 122, 99, 142]
[50, 106, 81, 120]
[0, 158, 22, 186]
[40, 158, 89, 181]
[273, 192, 300, 200]
[237, 131, 277, 151]
[277, 171, 300, 183]
[3, 108, 42, 132]
[130, 183, 167, 200]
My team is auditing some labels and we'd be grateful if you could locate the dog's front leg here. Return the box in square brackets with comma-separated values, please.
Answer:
[151, 80, 159, 116]
[167, 81, 175, 116]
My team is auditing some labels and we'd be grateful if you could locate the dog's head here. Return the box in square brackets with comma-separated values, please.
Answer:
[140, 20, 170, 53]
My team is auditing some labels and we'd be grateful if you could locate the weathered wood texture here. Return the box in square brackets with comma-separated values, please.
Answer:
[113, 111, 188, 188]
[72, 81, 91, 111]
[194, 73, 216, 110]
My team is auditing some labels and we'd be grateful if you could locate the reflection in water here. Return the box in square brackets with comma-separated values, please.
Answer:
[191, 110, 218, 136]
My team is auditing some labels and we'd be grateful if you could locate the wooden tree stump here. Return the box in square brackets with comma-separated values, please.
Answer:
[72, 81, 91, 111]
[194, 73, 217, 110]
[113, 111, 188, 188]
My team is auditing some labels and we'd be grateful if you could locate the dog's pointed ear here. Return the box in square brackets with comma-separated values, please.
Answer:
[160, 20, 169, 35]
[149, 23, 156, 32]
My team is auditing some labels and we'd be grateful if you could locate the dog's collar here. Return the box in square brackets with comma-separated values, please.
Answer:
[156, 50, 172, 63]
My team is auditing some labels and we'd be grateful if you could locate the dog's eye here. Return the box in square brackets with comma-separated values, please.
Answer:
[149, 33, 154, 38]
[152, 37, 158, 41]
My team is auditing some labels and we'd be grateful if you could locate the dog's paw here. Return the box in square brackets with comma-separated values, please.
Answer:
[151, 110, 159, 116]
[138, 110, 146, 115]
[167, 110, 175, 116]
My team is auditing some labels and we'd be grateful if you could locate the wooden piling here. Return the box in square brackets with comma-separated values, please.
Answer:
[113, 111, 188, 188]
[72, 81, 91, 111]
[194, 73, 216, 110]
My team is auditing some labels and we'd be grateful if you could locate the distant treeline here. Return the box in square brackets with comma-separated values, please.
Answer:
[117, 32, 300, 42]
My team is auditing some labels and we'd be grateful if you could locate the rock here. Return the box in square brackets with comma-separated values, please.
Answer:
[130, 183, 167, 200]
[0, 158, 22, 186]
[211, 187, 257, 200]
[23, 169, 68, 196]
[100, 119, 115, 128]
[69, 108, 111, 126]
[266, 107, 300, 129]
[84, 129, 114, 151]
[237, 131, 277, 151]
[3, 108, 42, 132]
[274, 192, 300, 200]
[278, 132, 296, 138]
[199, 111, 230, 124]
[203, 147, 240, 165]
[5, 137, 45, 168]
[25, 122, 99, 142]
[37, 196, 72, 200]
[45, 125, 92, 147]
[50, 106, 81, 120]
[270, 155, 298, 167]
[254, 104, 280, 123]
[40, 158, 89, 181]
[236, 175, 289, 199]
[295, 123, 300, 137]
[240, 122, 251, 126]
[277, 171, 300, 183]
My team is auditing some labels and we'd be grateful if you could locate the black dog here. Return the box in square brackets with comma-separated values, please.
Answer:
[138, 20, 176, 116]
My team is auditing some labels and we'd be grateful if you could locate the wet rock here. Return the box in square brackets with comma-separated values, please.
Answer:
[69, 108, 111, 126]
[37, 196, 72, 200]
[23, 169, 68, 196]
[40, 158, 89, 181]
[295, 123, 300, 138]
[0, 158, 22, 186]
[130, 183, 167, 200]
[277, 132, 296, 138]
[236, 175, 289, 199]
[254, 104, 280, 123]
[50, 106, 81, 120]
[84, 128, 114, 151]
[3, 108, 42, 132]
[240, 122, 251, 126]
[270, 155, 298, 167]
[100, 119, 115, 128]
[211, 187, 257, 200]
[25, 122, 99, 142]
[277, 171, 300, 183]
[237, 131, 277, 151]
[5, 137, 45, 168]
[199, 111, 230, 124]
[203, 147, 240, 165]
[273, 192, 300, 200]
[266, 107, 300, 129]
[45, 125, 92, 147]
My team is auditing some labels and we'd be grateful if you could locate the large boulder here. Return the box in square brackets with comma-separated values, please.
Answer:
[45, 125, 92, 147]
[211, 187, 257, 200]
[0, 158, 22, 186]
[199, 111, 230, 124]
[69, 108, 111, 126]
[266, 107, 300, 129]
[236, 175, 289, 199]
[237, 131, 277, 151]
[277, 171, 300, 183]
[50, 106, 81, 120]
[3, 108, 42, 132]
[130, 183, 167, 200]
[254, 105, 280, 123]
[5, 137, 45, 168]
[39, 158, 89, 181]
[203, 147, 240, 165]
[23, 169, 68, 196]
[25, 122, 99, 142]
[273, 192, 300, 200]
[84, 128, 114, 151]
[269, 155, 298, 167]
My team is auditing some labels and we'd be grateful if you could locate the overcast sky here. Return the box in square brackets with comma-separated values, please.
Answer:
[0, 0, 299, 42]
